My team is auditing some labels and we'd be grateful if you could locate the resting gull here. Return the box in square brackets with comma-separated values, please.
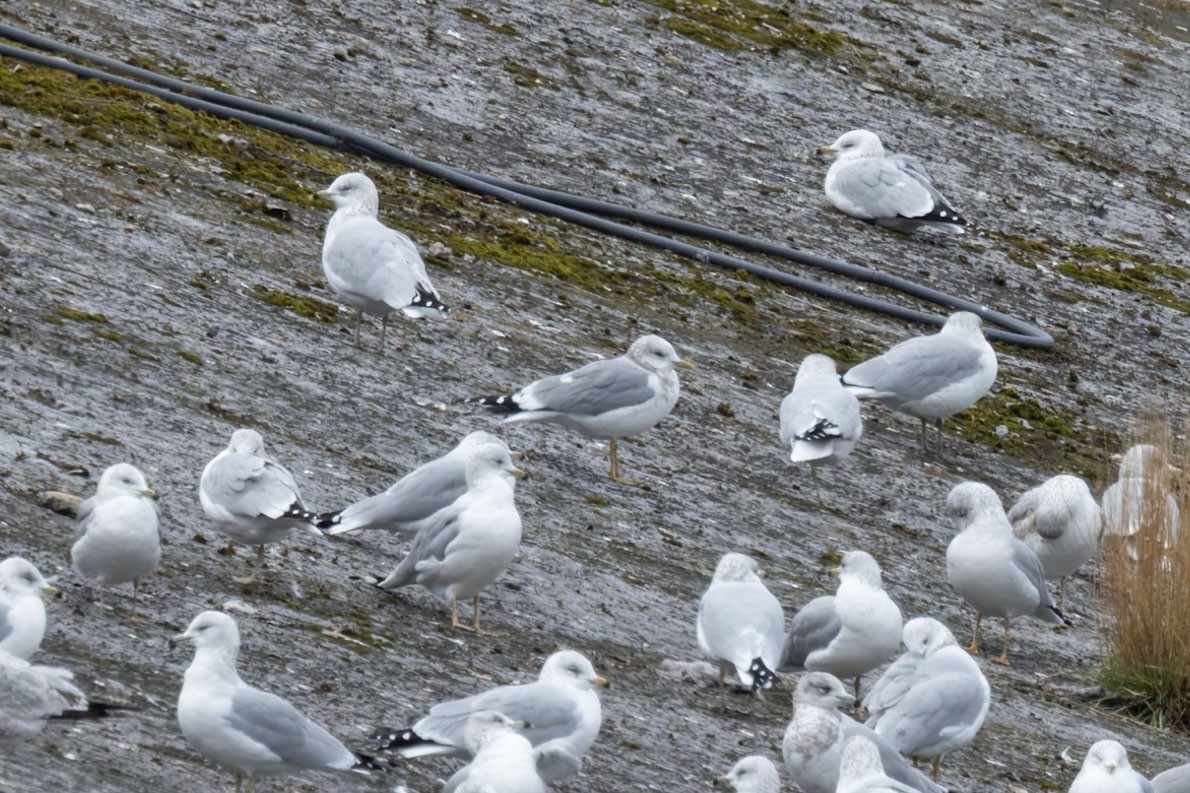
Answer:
[71, 463, 161, 601]
[697, 552, 784, 693]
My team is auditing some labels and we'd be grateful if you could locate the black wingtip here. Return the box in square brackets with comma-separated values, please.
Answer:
[282, 502, 318, 523]
[315, 511, 341, 530]
[748, 658, 779, 692]
[52, 701, 139, 721]
[410, 285, 449, 314]
[352, 752, 392, 773]
[370, 726, 421, 750]
[796, 417, 840, 442]
[462, 394, 522, 414]
[915, 203, 967, 227]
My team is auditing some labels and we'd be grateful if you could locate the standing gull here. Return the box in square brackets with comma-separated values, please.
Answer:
[199, 428, 321, 586]
[319, 431, 505, 536]
[173, 611, 385, 792]
[820, 128, 967, 234]
[715, 756, 781, 792]
[945, 481, 1066, 664]
[0, 557, 57, 660]
[1008, 474, 1102, 606]
[696, 553, 785, 693]
[377, 441, 525, 632]
[1068, 740, 1153, 793]
[863, 617, 990, 780]
[318, 171, 448, 348]
[0, 651, 122, 745]
[780, 551, 902, 701]
[373, 650, 607, 785]
[842, 311, 997, 453]
[1102, 444, 1180, 560]
[782, 672, 944, 793]
[466, 334, 694, 483]
[71, 463, 161, 602]
[779, 353, 863, 474]
[441, 711, 545, 793]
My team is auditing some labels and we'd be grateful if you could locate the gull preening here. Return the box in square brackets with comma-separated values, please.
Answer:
[781, 550, 903, 701]
[318, 171, 448, 348]
[697, 552, 785, 693]
[0, 557, 57, 661]
[71, 463, 161, 601]
[0, 651, 119, 745]
[1101, 444, 1181, 561]
[1008, 474, 1102, 606]
[373, 650, 607, 785]
[319, 431, 506, 536]
[466, 334, 694, 483]
[199, 428, 321, 585]
[842, 312, 997, 453]
[945, 482, 1066, 664]
[779, 353, 863, 473]
[821, 128, 967, 235]
[376, 441, 526, 632]
[173, 611, 386, 792]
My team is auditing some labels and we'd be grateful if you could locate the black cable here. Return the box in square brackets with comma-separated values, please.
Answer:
[0, 23, 1052, 348]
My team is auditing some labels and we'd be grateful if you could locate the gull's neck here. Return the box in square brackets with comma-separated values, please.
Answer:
[185, 644, 243, 687]
[325, 197, 380, 248]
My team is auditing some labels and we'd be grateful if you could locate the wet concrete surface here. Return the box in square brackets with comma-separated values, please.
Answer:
[0, 0, 1188, 791]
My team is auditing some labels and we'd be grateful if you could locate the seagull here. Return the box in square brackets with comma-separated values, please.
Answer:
[1152, 761, 1190, 793]
[1068, 740, 1153, 793]
[863, 617, 990, 780]
[318, 431, 505, 536]
[0, 558, 58, 660]
[835, 735, 923, 793]
[820, 129, 967, 235]
[466, 334, 694, 483]
[318, 171, 448, 348]
[71, 463, 161, 602]
[782, 672, 945, 793]
[372, 650, 607, 785]
[842, 312, 997, 453]
[0, 651, 125, 745]
[780, 551, 902, 702]
[440, 711, 546, 793]
[715, 755, 781, 792]
[376, 441, 525, 632]
[199, 428, 321, 586]
[945, 481, 1067, 664]
[173, 611, 386, 792]
[1102, 444, 1180, 561]
[697, 553, 785, 693]
[1008, 474, 1102, 607]
[779, 353, 863, 475]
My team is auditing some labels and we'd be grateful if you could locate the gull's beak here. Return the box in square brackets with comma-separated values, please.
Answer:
[140, 488, 157, 498]
[592, 675, 610, 689]
[817, 144, 837, 157]
[829, 566, 841, 577]
[510, 466, 528, 479]
[713, 774, 731, 788]
[675, 359, 696, 371]
[508, 719, 529, 730]
[41, 584, 60, 598]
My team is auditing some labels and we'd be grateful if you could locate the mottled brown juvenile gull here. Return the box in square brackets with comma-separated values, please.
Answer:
[377, 441, 525, 632]
[782, 672, 944, 793]
[1008, 474, 1102, 606]
[199, 428, 320, 585]
[318, 171, 447, 347]
[173, 611, 386, 793]
[1068, 740, 1153, 793]
[466, 334, 694, 483]
[441, 711, 545, 793]
[779, 353, 863, 472]
[863, 617, 990, 780]
[715, 755, 781, 792]
[780, 551, 902, 701]
[319, 431, 504, 536]
[0, 558, 57, 660]
[373, 650, 607, 785]
[945, 481, 1066, 664]
[697, 553, 784, 693]
[842, 311, 997, 453]
[71, 463, 160, 601]
[821, 129, 967, 234]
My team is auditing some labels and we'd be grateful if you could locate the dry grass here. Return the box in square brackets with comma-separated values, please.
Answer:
[1097, 426, 1190, 728]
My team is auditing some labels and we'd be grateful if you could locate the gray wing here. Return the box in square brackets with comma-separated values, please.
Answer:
[780, 382, 861, 444]
[832, 158, 935, 220]
[333, 456, 468, 534]
[871, 666, 988, 753]
[843, 336, 983, 402]
[0, 601, 12, 645]
[377, 506, 463, 589]
[0, 657, 85, 723]
[326, 216, 429, 309]
[780, 596, 841, 669]
[1006, 487, 1040, 538]
[1153, 763, 1190, 793]
[516, 356, 655, 416]
[227, 686, 353, 768]
[415, 683, 580, 748]
[208, 452, 305, 519]
[1010, 539, 1062, 622]
[535, 739, 583, 784]
[839, 719, 946, 793]
[699, 582, 784, 669]
[862, 653, 923, 720]
[73, 495, 99, 540]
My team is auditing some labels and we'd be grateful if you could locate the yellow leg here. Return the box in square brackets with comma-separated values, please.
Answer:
[995, 618, 1012, 665]
[608, 438, 639, 485]
[233, 545, 264, 587]
[932, 757, 942, 781]
[967, 613, 982, 654]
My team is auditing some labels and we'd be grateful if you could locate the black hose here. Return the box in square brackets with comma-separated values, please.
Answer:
[0, 23, 1053, 348]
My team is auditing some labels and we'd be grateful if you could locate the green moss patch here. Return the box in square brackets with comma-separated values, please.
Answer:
[51, 306, 109, 323]
[1055, 248, 1188, 314]
[643, 0, 855, 55]
[250, 284, 341, 323]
